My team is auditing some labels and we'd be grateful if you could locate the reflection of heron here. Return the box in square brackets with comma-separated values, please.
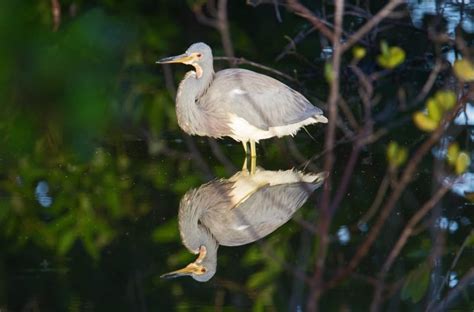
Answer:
[161, 168, 326, 282]
[157, 42, 328, 173]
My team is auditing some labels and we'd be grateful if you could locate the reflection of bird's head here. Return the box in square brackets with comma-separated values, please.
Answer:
[156, 42, 213, 78]
[160, 246, 216, 282]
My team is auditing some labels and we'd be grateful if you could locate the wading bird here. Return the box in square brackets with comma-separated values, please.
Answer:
[160, 168, 326, 282]
[156, 42, 328, 173]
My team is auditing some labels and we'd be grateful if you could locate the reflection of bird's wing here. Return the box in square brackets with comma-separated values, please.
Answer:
[201, 69, 325, 130]
[215, 182, 319, 246]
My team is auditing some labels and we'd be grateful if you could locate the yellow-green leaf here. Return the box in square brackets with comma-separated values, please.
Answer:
[427, 98, 442, 122]
[413, 112, 438, 132]
[324, 62, 333, 83]
[434, 90, 456, 111]
[387, 141, 399, 165]
[447, 143, 460, 166]
[377, 45, 406, 69]
[395, 147, 408, 167]
[455, 152, 470, 175]
[401, 263, 430, 303]
[453, 59, 474, 82]
[353, 46, 366, 60]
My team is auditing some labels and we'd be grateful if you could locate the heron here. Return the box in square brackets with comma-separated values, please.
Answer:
[156, 42, 328, 173]
[160, 168, 326, 282]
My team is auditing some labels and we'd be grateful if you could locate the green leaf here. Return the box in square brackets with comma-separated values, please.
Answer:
[455, 152, 470, 175]
[434, 90, 456, 111]
[427, 98, 442, 122]
[453, 59, 474, 82]
[395, 147, 408, 167]
[352, 46, 366, 60]
[324, 61, 333, 83]
[386, 141, 399, 166]
[401, 263, 430, 303]
[447, 143, 460, 166]
[58, 230, 77, 255]
[465, 231, 474, 247]
[377, 43, 405, 69]
[413, 111, 438, 132]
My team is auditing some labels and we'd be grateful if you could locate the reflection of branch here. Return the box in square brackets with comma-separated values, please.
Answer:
[306, 1, 344, 310]
[51, 0, 61, 32]
[370, 184, 451, 311]
[431, 268, 474, 312]
[428, 229, 474, 311]
[207, 138, 237, 174]
[285, 0, 335, 42]
[341, 0, 405, 52]
[325, 89, 471, 292]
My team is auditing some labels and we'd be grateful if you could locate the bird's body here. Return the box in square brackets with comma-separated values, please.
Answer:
[157, 43, 328, 172]
[176, 67, 327, 143]
[161, 168, 326, 282]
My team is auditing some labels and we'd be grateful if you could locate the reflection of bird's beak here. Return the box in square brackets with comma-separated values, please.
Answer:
[161, 246, 207, 279]
[160, 265, 195, 279]
[156, 53, 194, 64]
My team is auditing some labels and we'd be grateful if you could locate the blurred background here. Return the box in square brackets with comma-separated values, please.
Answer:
[0, 0, 473, 311]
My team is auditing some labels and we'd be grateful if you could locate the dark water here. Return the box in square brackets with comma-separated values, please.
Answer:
[0, 0, 473, 311]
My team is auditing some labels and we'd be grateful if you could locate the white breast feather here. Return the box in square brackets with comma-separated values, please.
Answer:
[228, 169, 322, 206]
[228, 113, 321, 143]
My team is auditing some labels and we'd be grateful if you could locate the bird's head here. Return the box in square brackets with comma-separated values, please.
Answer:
[160, 245, 216, 282]
[156, 42, 212, 79]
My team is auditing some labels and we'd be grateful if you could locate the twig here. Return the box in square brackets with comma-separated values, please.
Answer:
[370, 184, 451, 311]
[207, 138, 237, 174]
[216, 0, 235, 61]
[51, 0, 61, 32]
[357, 171, 390, 226]
[306, 1, 344, 311]
[341, 0, 405, 52]
[285, 0, 335, 42]
[325, 88, 471, 292]
[430, 268, 474, 312]
[428, 229, 474, 311]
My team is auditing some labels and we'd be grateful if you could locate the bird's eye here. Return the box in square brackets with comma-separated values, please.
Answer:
[196, 53, 202, 58]
[200, 268, 206, 273]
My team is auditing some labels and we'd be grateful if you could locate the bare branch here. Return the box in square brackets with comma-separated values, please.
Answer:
[341, 0, 405, 52]
[285, 0, 335, 42]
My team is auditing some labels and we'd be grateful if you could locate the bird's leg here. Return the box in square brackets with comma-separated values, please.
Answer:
[250, 140, 256, 174]
[242, 141, 249, 171]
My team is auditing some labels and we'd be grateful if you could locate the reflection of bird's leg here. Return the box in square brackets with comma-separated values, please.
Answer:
[250, 140, 256, 174]
[242, 141, 249, 171]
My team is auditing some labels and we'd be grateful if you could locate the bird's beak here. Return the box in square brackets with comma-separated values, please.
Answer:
[160, 262, 204, 279]
[156, 53, 195, 65]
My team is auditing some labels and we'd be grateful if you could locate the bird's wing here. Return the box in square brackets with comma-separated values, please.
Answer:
[202, 68, 324, 130]
[216, 182, 319, 246]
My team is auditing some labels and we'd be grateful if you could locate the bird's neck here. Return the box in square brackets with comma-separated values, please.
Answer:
[175, 66, 214, 136]
[178, 189, 219, 258]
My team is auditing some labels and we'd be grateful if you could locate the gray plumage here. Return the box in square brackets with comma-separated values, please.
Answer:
[157, 42, 328, 144]
[161, 169, 326, 282]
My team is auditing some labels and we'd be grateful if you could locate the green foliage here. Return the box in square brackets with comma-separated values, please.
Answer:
[453, 59, 474, 82]
[376, 41, 405, 69]
[386, 141, 408, 169]
[446, 142, 471, 175]
[401, 262, 430, 303]
[413, 90, 457, 132]
[352, 46, 367, 61]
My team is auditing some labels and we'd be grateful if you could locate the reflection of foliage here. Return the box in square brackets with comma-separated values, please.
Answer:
[0, 143, 150, 258]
